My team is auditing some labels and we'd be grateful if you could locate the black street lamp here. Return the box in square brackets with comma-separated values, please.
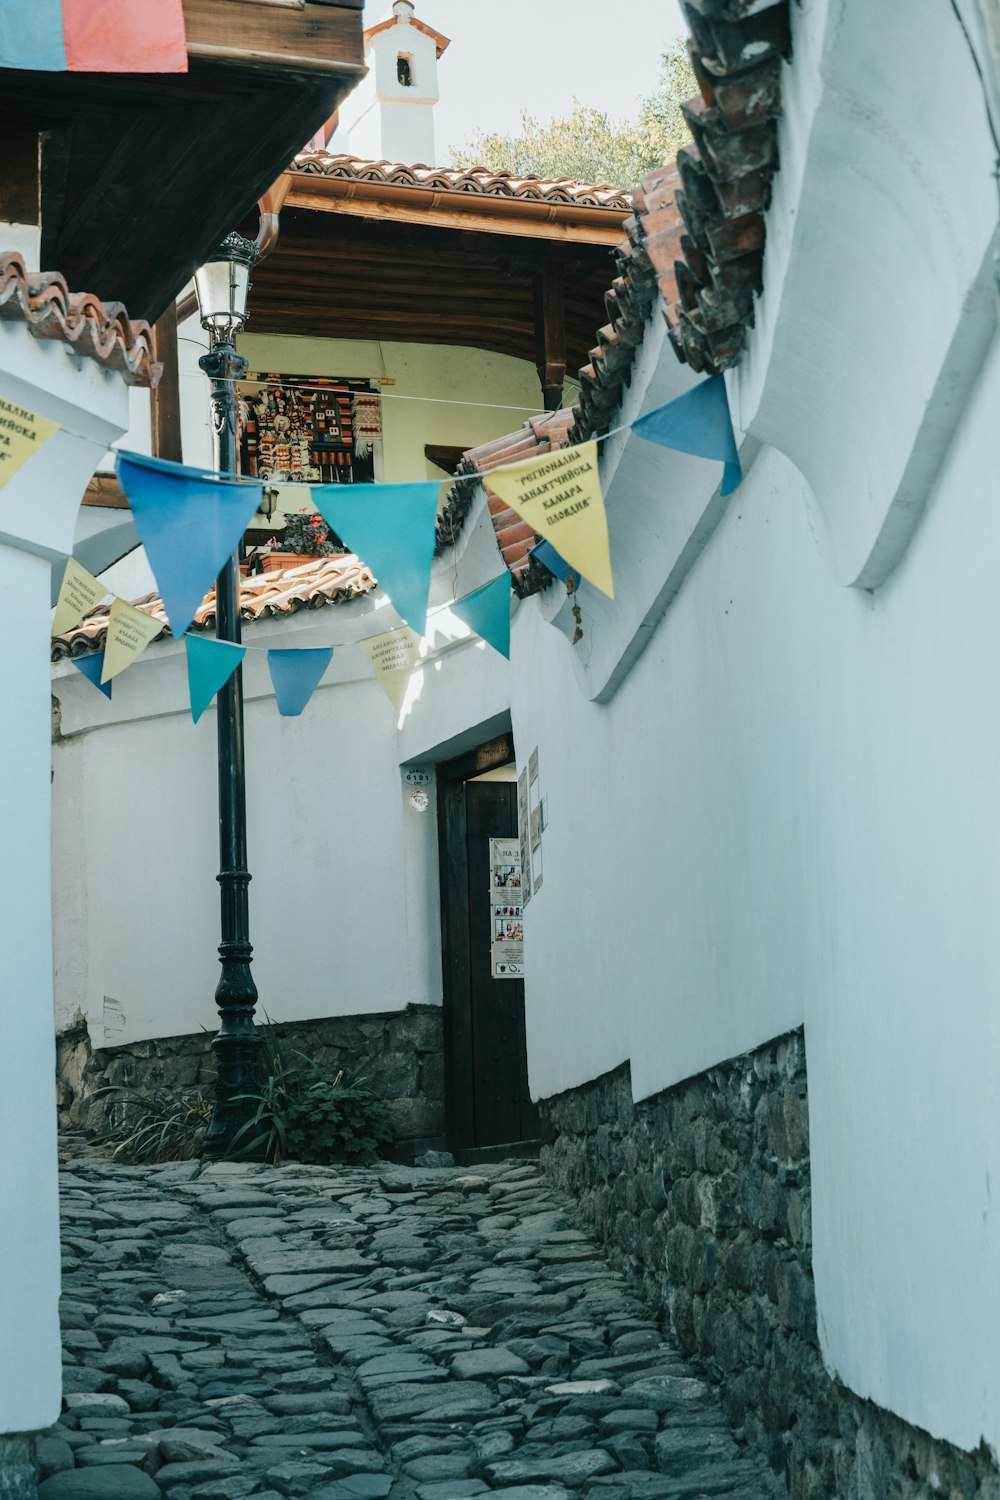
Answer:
[194, 231, 262, 1158]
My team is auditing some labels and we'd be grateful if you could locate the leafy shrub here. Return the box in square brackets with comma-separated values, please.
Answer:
[230, 1027, 391, 1166]
[89, 1085, 212, 1162]
[86, 1023, 392, 1167]
[285, 1079, 392, 1165]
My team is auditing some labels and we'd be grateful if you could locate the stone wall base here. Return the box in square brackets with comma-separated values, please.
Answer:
[56, 1004, 445, 1162]
[0, 1436, 37, 1500]
[538, 1031, 1000, 1499]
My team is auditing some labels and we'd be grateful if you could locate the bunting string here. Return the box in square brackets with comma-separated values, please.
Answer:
[42, 374, 742, 719]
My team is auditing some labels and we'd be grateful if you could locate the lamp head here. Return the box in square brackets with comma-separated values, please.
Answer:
[194, 231, 260, 341]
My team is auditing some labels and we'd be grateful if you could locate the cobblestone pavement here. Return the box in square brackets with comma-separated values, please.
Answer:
[42, 1151, 783, 1500]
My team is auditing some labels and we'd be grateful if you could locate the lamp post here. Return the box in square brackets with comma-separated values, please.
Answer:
[194, 231, 262, 1159]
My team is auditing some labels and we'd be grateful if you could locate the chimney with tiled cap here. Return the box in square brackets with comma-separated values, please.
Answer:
[336, 0, 450, 166]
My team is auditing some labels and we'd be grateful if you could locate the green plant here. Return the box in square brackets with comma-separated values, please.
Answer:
[229, 1027, 391, 1166]
[453, 40, 696, 189]
[88, 1084, 212, 1162]
[279, 507, 344, 557]
[285, 1077, 392, 1165]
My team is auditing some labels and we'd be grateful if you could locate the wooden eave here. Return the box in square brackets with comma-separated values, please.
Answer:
[242, 206, 619, 371]
[0, 0, 366, 323]
[281, 170, 630, 247]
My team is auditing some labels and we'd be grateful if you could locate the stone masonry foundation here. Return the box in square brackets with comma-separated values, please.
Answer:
[539, 1029, 1000, 1499]
[0, 1437, 37, 1500]
[56, 1003, 445, 1161]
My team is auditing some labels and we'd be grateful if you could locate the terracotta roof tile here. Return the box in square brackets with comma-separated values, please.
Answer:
[51, 554, 376, 661]
[664, 0, 792, 371]
[290, 151, 635, 210]
[0, 255, 161, 389]
[435, 408, 577, 594]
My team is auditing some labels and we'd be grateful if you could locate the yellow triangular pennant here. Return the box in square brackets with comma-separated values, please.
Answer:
[101, 597, 163, 683]
[486, 439, 613, 598]
[0, 396, 59, 489]
[360, 625, 420, 711]
[52, 558, 109, 637]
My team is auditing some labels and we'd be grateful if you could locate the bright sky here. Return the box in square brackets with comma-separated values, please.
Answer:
[360, 0, 688, 163]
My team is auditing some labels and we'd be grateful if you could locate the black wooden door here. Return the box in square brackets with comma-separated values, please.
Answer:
[438, 750, 539, 1156]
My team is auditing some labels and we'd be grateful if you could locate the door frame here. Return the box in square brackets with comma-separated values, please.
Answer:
[436, 731, 518, 1155]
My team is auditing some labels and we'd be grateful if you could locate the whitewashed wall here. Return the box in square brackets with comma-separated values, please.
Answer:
[0, 309, 131, 1437]
[494, 0, 1000, 1462]
[52, 586, 510, 1048]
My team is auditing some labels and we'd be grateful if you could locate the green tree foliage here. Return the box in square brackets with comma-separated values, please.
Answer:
[452, 40, 696, 189]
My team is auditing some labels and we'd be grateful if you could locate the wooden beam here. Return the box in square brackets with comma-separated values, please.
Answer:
[283, 180, 627, 246]
[81, 474, 129, 509]
[183, 0, 366, 76]
[150, 301, 183, 463]
[0, 124, 39, 226]
[425, 444, 471, 475]
[533, 265, 566, 411]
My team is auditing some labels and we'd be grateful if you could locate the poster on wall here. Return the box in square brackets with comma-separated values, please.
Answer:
[489, 836, 525, 979]
[240, 373, 380, 486]
[517, 768, 532, 905]
[528, 749, 543, 893]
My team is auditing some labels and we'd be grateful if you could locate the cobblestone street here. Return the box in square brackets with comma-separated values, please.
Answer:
[42, 1151, 781, 1500]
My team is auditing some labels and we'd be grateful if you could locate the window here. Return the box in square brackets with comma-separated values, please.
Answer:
[397, 53, 413, 86]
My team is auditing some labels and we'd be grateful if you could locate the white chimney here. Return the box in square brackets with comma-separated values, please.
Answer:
[337, 1, 450, 166]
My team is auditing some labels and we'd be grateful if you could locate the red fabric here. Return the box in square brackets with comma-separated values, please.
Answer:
[62, 0, 187, 72]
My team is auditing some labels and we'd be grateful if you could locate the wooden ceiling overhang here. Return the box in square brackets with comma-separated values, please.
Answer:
[0, 0, 366, 323]
[244, 168, 633, 405]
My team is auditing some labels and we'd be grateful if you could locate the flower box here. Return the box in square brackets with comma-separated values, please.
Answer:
[260, 551, 317, 573]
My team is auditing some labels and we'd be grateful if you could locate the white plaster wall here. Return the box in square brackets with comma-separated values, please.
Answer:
[509, 442, 820, 1106]
[0, 221, 40, 267]
[504, 334, 1000, 1452]
[804, 334, 1000, 1457]
[51, 581, 511, 1050]
[0, 324, 130, 1438]
[1, 545, 64, 1433]
[54, 644, 432, 1046]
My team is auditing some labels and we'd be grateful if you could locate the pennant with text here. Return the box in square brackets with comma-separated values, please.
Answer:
[186, 635, 245, 724]
[101, 597, 163, 682]
[0, 395, 59, 489]
[486, 440, 613, 598]
[313, 480, 440, 638]
[71, 652, 112, 699]
[267, 647, 333, 717]
[360, 626, 420, 712]
[452, 574, 512, 659]
[631, 374, 742, 495]
[116, 450, 263, 641]
[52, 558, 108, 637]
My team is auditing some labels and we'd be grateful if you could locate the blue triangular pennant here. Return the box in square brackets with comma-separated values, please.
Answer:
[267, 648, 333, 717]
[313, 481, 440, 638]
[185, 634, 246, 724]
[71, 652, 112, 699]
[529, 539, 580, 588]
[116, 450, 263, 640]
[452, 574, 512, 659]
[631, 374, 742, 495]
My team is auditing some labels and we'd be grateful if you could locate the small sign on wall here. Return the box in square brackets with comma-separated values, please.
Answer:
[489, 836, 525, 978]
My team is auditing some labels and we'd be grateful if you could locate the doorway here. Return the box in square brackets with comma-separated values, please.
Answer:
[437, 733, 540, 1162]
